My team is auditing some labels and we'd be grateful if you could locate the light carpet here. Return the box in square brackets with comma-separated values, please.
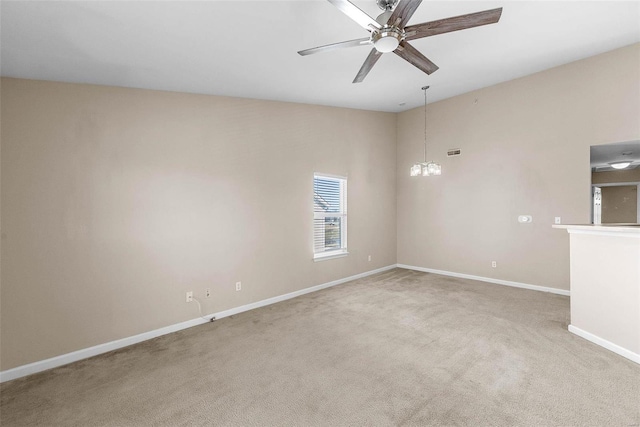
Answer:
[1, 268, 639, 426]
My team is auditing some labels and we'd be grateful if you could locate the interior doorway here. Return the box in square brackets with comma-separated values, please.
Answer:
[592, 183, 640, 224]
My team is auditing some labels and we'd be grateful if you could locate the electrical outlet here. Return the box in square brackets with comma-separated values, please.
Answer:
[235, 281, 241, 291]
[205, 288, 211, 298]
[186, 291, 193, 303]
[555, 217, 561, 224]
[368, 255, 372, 262]
[491, 261, 497, 268]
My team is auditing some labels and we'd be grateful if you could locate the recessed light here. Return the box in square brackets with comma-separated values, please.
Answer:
[609, 161, 632, 169]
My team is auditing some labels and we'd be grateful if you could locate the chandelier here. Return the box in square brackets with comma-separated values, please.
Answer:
[410, 86, 441, 177]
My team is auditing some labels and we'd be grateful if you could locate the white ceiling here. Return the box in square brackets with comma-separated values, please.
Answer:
[591, 140, 640, 171]
[1, 1, 639, 112]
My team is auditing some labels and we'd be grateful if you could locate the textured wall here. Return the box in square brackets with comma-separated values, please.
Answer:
[397, 43, 640, 291]
[2, 43, 639, 372]
[0, 79, 397, 370]
[601, 186, 638, 223]
[593, 168, 640, 184]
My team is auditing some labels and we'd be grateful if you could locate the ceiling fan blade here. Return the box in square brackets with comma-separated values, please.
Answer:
[393, 41, 439, 75]
[327, 0, 382, 31]
[404, 8, 503, 41]
[353, 48, 383, 83]
[387, 0, 422, 28]
[298, 38, 372, 56]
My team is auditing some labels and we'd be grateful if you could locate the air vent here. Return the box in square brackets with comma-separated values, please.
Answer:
[447, 148, 461, 157]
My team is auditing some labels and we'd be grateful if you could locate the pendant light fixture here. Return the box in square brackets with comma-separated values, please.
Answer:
[411, 86, 441, 177]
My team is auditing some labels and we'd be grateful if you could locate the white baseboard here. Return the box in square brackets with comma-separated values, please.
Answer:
[568, 325, 640, 364]
[0, 264, 396, 383]
[0, 317, 211, 384]
[212, 264, 396, 319]
[397, 264, 570, 296]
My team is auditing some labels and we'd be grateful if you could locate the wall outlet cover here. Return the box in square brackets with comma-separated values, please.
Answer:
[518, 215, 533, 223]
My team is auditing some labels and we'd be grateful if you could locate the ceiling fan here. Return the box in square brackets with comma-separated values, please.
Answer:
[298, 0, 503, 83]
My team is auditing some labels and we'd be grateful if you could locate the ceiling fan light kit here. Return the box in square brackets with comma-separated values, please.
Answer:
[298, 0, 503, 83]
[372, 27, 403, 53]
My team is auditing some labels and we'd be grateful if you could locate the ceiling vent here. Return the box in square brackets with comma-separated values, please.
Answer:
[447, 148, 461, 157]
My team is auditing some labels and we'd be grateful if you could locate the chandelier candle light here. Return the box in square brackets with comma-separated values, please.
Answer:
[411, 86, 441, 177]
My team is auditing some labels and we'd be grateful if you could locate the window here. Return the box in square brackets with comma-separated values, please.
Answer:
[313, 174, 347, 260]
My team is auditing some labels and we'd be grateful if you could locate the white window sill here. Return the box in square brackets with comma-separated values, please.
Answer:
[313, 251, 349, 262]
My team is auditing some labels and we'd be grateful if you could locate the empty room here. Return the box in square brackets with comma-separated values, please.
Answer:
[1, 0, 639, 426]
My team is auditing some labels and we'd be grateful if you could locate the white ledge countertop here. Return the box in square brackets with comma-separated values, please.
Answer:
[554, 222, 640, 364]
[553, 223, 640, 235]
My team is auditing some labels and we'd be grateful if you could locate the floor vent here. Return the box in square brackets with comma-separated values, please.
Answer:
[447, 148, 461, 157]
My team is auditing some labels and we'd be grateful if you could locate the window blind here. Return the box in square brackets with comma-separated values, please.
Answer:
[313, 174, 347, 256]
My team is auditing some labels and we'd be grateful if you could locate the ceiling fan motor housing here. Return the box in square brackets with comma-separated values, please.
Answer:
[372, 9, 404, 53]
[376, 0, 398, 11]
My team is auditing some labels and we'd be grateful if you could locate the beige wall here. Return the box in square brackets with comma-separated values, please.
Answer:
[592, 168, 640, 184]
[601, 185, 638, 224]
[0, 78, 397, 370]
[593, 168, 640, 224]
[397, 43, 640, 291]
[2, 43, 639, 372]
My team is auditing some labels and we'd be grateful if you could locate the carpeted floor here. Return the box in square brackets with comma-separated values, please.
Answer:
[1, 268, 639, 426]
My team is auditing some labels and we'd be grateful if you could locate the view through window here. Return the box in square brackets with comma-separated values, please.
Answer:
[313, 174, 347, 259]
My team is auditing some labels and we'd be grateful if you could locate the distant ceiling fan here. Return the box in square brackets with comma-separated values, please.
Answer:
[298, 0, 503, 83]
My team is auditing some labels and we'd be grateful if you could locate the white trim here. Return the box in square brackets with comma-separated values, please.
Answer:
[553, 224, 640, 238]
[0, 264, 396, 383]
[313, 250, 349, 261]
[591, 181, 640, 188]
[567, 229, 640, 239]
[212, 264, 395, 319]
[568, 325, 640, 365]
[314, 172, 347, 181]
[0, 317, 208, 384]
[313, 173, 348, 255]
[397, 264, 570, 296]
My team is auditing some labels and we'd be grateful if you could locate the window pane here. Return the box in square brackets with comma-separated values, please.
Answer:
[314, 217, 343, 252]
[313, 174, 346, 257]
[314, 177, 342, 213]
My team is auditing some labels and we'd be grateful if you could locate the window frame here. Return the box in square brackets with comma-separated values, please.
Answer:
[313, 173, 348, 261]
